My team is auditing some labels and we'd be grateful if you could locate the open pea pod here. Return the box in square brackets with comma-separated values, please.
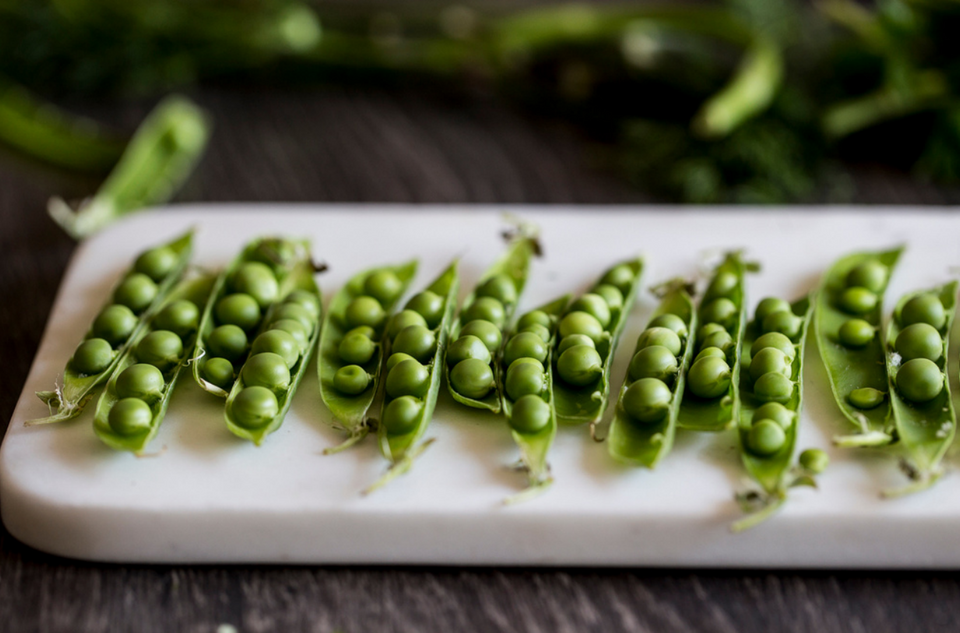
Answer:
[815, 246, 904, 447]
[367, 260, 459, 493]
[882, 281, 958, 496]
[193, 237, 314, 398]
[444, 235, 537, 413]
[500, 295, 570, 502]
[608, 282, 697, 468]
[318, 259, 418, 452]
[553, 258, 644, 433]
[677, 251, 748, 433]
[29, 230, 194, 426]
[93, 273, 215, 452]
[224, 260, 322, 445]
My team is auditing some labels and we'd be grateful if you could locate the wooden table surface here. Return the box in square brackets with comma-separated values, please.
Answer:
[2, 85, 959, 632]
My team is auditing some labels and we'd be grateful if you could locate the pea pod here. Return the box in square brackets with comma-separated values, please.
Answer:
[318, 259, 418, 452]
[552, 257, 644, 434]
[93, 273, 215, 452]
[367, 260, 459, 493]
[29, 230, 194, 425]
[224, 260, 322, 445]
[607, 281, 697, 468]
[815, 246, 903, 447]
[733, 294, 819, 532]
[882, 281, 958, 496]
[677, 252, 749, 432]
[500, 295, 570, 502]
[444, 235, 537, 412]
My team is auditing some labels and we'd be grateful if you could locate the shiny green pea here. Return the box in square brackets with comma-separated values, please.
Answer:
[338, 331, 376, 365]
[746, 419, 786, 456]
[447, 335, 492, 366]
[153, 300, 199, 338]
[637, 327, 682, 356]
[344, 296, 385, 330]
[450, 358, 495, 399]
[207, 325, 248, 363]
[134, 246, 178, 282]
[505, 360, 545, 400]
[363, 270, 403, 306]
[517, 310, 551, 330]
[601, 264, 635, 295]
[701, 298, 737, 329]
[697, 323, 726, 341]
[115, 363, 165, 401]
[230, 386, 279, 429]
[846, 259, 887, 293]
[592, 284, 624, 311]
[272, 303, 314, 333]
[558, 334, 595, 356]
[386, 352, 417, 373]
[216, 293, 261, 331]
[135, 330, 183, 372]
[648, 313, 687, 338]
[382, 396, 422, 434]
[520, 324, 551, 343]
[284, 290, 321, 319]
[896, 358, 943, 403]
[799, 448, 829, 474]
[628, 345, 678, 383]
[749, 347, 791, 383]
[475, 274, 517, 305]
[621, 378, 671, 425]
[687, 356, 731, 399]
[839, 287, 877, 315]
[405, 291, 444, 328]
[838, 319, 875, 349]
[460, 320, 502, 353]
[696, 346, 726, 362]
[848, 387, 885, 410]
[241, 352, 291, 392]
[388, 310, 428, 341]
[556, 345, 603, 387]
[252, 330, 301, 368]
[752, 402, 793, 429]
[762, 310, 801, 339]
[462, 297, 506, 329]
[70, 338, 114, 375]
[900, 293, 946, 329]
[334, 365, 371, 395]
[229, 262, 279, 308]
[269, 319, 309, 351]
[704, 271, 738, 301]
[570, 294, 611, 328]
[700, 330, 733, 354]
[755, 297, 791, 324]
[92, 305, 138, 347]
[114, 273, 159, 314]
[559, 311, 604, 342]
[345, 325, 376, 339]
[754, 372, 793, 403]
[391, 325, 436, 363]
[386, 358, 430, 398]
[503, 332, 547, 367]
[509, 395, 551, 433]
[109, 397, 153, 435]
[750, 332, 795, 362]
[202, 357, 235, 390]
[895, 323, 942, 362]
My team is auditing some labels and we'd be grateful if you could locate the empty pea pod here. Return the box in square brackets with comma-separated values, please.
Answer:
[607, 281, 696, 468]
[815, 246, 903, 447]
[92, 274, 215, 452]
[882, 281, 958, 496]
[29, 230, 194, 425]
[318, 259, 418, 452]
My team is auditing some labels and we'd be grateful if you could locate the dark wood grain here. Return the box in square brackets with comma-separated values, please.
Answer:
[1, 85, 959, 633]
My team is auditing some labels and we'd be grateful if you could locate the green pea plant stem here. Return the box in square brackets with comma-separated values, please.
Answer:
[881, 281, 958, 497]
[814, 246, 904, 447]
[29, 229, 194, 425]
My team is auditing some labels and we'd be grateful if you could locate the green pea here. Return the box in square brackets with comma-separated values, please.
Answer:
[559, 311, 604, 342]
[696, 346, 726, 362]
[344, 296, 385, 330]
[637, 327, 682, 356]
[557, 345, 603, 387]
[754, 297, 791, 325]
[628, 345, 678, 384]
[687, 356, 731, 399]
[250, 240, 295, 267]
[272, 303, 315, 333]
[900, 293, 946, 329]
[838, 319, 875, 349]
[136, 330, 183, 372]
[704, 271, 738, 300]
[269, 319, 309, 351]
[503, 332, 547, 367]
[462, 297, 506, 329]
[460, 320, 502, 353]
[109, 398, 153, 435]
[700, 330, 733, 354]
[70, 338, 114, 375]
[746, 419, 786, 456]
[405, 291, 444, 328]
[241, 352, 291, 392]
[592, 284, 624, 311]
[216, 293, 261, 331]
[153, 300, 199, 338]
[134, 246, 178, 282]
[749, 347, 791, 383]
[621, 378, 671, 425]
[451, 358, 495, 399]
[382, 396, 422, 434]
[847, 387, 885, 410]
[252, 330, 301, 368]
[114, 273, 159, 314]
[202, 357, 235, 390]
[388, 310, 428, 341]
[517, 310, 551, 331]
[750, 332, 795, 362]
[845, 259, 887, 293]
[762, 310, 801, 339]
[115, 363, 165, 401]
[338, 331, 376, 365]
[601, 264, 635, 295]
[838, 287, 877, 315]
[284, 290, 321, 319]
[505, 360, 545, 400]
[509, 395, 551, 433]
[558, 334, 595, 356]
[391, 325, 436, 363]
[386, 352, 417, 373]
[207, 325, 248, 363]
[475, 274, 517, 305]
[648, 314, 687, 338]
[363, 270, 403, 306]
[229, 262, 279, 308]
[754, 372, 793, 403]
[570, 294, 611, 328]
[701, 298, 737, 329]
[92, 305, 138, 347]
[447, 335, 492, 366]
[334, 365, 371, 395]
[799, 448, 829, 474]
[752, 402, 793, 429]
[386, 358, 430, 398]
[698, 323, 726, 340]
[230, 386, 279, 429]
[896, 358, 943, 403]
[345, 325, 376, 339]
[895, 323, 942, 362]
[520, 323, 551, 343]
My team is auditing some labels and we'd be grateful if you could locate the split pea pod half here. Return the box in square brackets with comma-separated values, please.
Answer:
[318, 259, 418, 452]
[93, 273, 215, 452]
[499, 295, 570, 503]
[29, 229, 194, 425]
[552, 257, 644, 435]
[677, 251, 749, 432]
[733, 294, 822, 532]
[444, 234, 537, 412]
[882, 281, 958, 497]
[608, 281, 697, 469]
[815, 246, 903, 447]
[366, 260, 459, 494]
